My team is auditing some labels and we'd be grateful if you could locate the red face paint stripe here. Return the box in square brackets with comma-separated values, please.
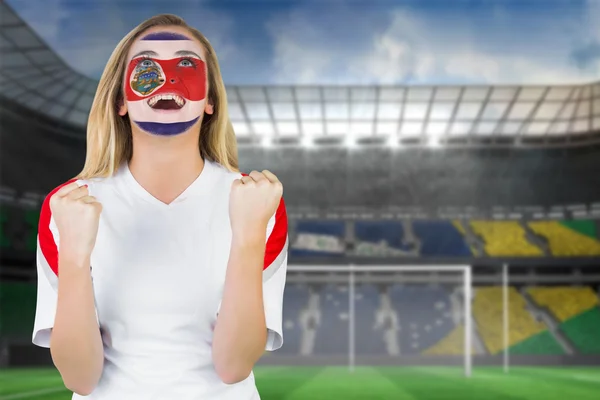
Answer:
[264, 198, 288, 271]
[39, 180, 76, 277]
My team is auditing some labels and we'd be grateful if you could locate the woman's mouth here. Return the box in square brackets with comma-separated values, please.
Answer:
[147, 94, 186, 111]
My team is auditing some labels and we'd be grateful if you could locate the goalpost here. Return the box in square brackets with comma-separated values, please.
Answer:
[288, 265, 473, 377]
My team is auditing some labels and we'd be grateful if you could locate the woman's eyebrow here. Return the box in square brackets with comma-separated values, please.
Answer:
[131, 50, 158, 60]
[174, 50, 203, 59]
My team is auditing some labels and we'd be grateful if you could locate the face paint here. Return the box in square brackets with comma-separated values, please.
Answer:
[140, 31, 192, 41]
[124, 32, 208, 137]
[130, 58, 165, 96]
[125, 57, 206, 102]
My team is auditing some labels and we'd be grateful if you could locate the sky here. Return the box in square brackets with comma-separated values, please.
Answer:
[5, 0, 600, 85]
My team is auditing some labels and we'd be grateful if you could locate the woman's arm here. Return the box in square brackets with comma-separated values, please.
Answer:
[212, 170, 284, 384]
[212, 235, 268, 384]
[50, 253, 104, 395]
[47, 182, 104, 395]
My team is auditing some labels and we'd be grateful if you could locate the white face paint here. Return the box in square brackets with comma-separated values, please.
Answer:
[124, 31, 209, 136]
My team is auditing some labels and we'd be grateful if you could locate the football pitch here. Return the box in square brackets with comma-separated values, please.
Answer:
[1, 366, 599, 399]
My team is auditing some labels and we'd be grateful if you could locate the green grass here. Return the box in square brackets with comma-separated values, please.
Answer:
[1, 366, 599, 399]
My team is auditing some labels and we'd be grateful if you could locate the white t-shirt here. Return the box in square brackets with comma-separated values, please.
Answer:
[32, 159, 288, 400]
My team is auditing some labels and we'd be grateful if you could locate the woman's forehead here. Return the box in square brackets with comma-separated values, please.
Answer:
[129, 30, 205, 60]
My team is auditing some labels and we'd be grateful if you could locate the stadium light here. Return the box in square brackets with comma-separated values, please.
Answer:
[345, 136, 357, 149]
[261, 136, 272, 148]
[387, 136, 399, 149]
[427, 136, 441, 149]
[301, 136, 314, 148]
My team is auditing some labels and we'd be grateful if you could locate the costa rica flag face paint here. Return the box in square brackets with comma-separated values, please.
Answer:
[123, 31, 209, 136]
[125, 57, 207, 101]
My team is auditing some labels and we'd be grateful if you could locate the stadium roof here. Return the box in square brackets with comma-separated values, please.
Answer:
[1, 1, 599, 148]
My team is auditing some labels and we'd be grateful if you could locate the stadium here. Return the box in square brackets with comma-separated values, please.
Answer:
[1, 0, 600, 399]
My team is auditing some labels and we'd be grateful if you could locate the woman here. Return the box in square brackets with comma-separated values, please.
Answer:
[32, 14, 288, 400]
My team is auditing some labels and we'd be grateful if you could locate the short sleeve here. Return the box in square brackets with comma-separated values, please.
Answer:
[32, 183, 68, 348]
[32, 179, 95, 348]
[262, 198, 288, 351]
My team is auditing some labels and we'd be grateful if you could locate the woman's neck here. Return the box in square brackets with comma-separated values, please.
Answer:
[128, 132, 204, 204]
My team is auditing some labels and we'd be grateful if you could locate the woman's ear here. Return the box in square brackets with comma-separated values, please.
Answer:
[204, 100, 214, 115]
[117, 96, 127, 116]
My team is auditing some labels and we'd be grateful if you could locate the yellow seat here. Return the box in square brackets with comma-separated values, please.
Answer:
[423, 324, 475, 355]
[470, 221, 543, 256]
[529, 221, 600, 256]
[527, 286, 599, 322]
[473, 287, 547, 354]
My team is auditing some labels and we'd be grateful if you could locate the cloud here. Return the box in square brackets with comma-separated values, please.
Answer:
[7, 0, 133, 77]
[8, 0, 600, 85]
[569, 0, 600, 72]
[267, 8, 345, 84]
[6, 0, 236, 79]
[267, 3, 599, 85]
[5, 0, 69, 43]
[571, 42, 600, 70]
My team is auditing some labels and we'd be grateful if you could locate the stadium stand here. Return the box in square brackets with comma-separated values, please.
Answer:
[279, 284, 310, 355]
[507, 330, 565, 355]
[422, 324, 474, 355]
[0, 282, 37, 339]
[451, 221, 480, 256]
[0, 207, 9, 248]
[388, 285, 455, 355]
[313, 285, 350, 354]
[354, 221, 415, 257]
[527, 286, 599, 322]
[473, 287, 562, 354]
[528, 221, 600, 256]
[527, 286, 600, 354]
[354, 285, 387, 354]
[412, 221, 471, 257]
[559, 308, 600, 354]
[470, 221, 543, 257]
[290, 221, 345, 257]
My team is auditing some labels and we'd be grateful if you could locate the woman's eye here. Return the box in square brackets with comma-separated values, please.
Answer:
[141, 59, 154, 67]
[179, 59, 194, 67]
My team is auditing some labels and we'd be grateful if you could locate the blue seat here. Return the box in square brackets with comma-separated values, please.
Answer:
[389, 285, 455, 355]
[313, 285, 349, 355]
[412, 221, 471, 256]
[354, 284, 387, 354]
[355, 221, 414, 252]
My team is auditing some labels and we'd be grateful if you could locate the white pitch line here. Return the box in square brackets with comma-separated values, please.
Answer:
[0, 386, 66, 400]
[571, 374, 600, 383]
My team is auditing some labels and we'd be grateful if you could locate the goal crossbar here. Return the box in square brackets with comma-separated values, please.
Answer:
[288, 265, 469, 273]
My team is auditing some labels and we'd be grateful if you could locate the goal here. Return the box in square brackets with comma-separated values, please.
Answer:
[286, 264, 473, 377]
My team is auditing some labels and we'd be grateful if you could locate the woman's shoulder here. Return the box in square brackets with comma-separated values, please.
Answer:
[207, 160, 243, 182]
[42, 174, 115, 206]
[206, 161, 246, 202]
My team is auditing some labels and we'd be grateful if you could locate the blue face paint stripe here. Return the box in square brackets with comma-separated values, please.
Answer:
[134, 117, 200, 136]
[141, 32, 191, 41]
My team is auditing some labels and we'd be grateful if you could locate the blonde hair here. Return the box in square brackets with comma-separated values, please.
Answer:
[78, 14, 238, 179]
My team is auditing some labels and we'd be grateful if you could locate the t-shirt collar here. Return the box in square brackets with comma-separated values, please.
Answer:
[120, 158, 218, 208]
